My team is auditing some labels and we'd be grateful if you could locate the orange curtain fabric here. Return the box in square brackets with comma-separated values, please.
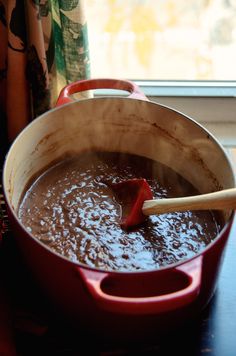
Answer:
[0, 0, 90, 146]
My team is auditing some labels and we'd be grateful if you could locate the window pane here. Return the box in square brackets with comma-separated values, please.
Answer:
[85, 0, 236, 80]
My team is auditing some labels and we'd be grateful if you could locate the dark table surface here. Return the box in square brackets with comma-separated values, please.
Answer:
[0, 217, 235, 356]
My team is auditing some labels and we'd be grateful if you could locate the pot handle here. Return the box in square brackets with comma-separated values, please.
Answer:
[56, 78, 148, 107]
[77, 256, 203, 315]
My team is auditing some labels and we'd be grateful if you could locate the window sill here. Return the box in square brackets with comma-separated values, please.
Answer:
[135, 80, 236, 97]
[149, 96, 236, 123]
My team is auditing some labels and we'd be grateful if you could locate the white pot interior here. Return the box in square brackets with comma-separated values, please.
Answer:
[3, 97, 235, 223]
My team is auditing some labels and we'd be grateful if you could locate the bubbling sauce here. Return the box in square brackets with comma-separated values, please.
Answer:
[18, 152, 221, 271]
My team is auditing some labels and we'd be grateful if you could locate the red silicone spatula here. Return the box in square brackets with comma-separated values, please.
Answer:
[111, 179, 236, 229]
[110, 178, 153, 229]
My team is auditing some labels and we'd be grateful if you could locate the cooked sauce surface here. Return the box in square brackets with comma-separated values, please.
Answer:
[18, 152, 220, 271]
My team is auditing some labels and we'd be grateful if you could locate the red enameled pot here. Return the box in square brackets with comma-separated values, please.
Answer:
[3, 79, 235, 341]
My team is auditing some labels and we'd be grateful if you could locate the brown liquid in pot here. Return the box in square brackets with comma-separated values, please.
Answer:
[18, 152, 221, 271]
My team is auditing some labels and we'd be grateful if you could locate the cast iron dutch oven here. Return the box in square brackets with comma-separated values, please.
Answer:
[3, 79, 235, 341]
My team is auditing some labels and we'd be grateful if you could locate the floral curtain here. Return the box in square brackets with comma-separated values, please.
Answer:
[0, 0, 90, 149]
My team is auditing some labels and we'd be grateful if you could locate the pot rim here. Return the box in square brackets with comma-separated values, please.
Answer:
[3, 96, 236, 275]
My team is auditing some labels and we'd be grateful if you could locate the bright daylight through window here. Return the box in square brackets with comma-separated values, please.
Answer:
[85, 0, 236, 80]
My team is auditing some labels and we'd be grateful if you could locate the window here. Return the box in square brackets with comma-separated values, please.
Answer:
[85, 0, 236, 146]
[85, 0, 236, 80]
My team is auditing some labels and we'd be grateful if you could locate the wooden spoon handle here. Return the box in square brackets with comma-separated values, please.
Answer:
[142, 188, 236, 216]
